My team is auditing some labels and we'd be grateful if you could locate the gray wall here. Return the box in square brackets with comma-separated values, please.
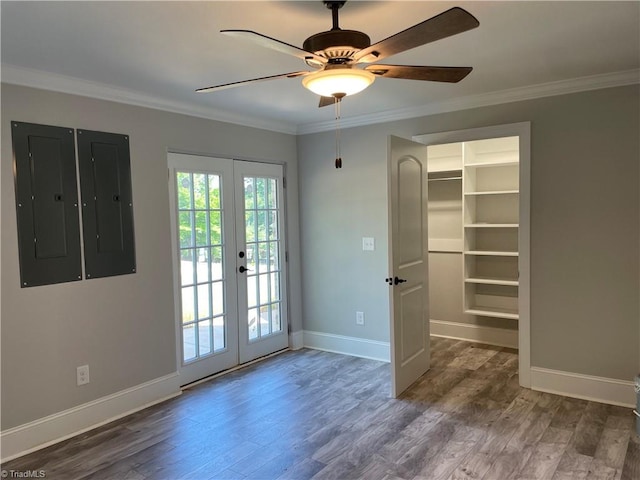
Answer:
[298, 85, 639, 381]
[2, 82, 638, 432]
[1, 84, 301, 430]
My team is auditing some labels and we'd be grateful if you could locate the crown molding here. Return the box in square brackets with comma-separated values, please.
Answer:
[296, 69, 640, 134]
[2, 64, 637, 136]
[0, 64, 298, 135]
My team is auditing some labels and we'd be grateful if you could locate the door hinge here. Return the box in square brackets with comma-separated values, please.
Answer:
[283, 177, 287, 188]
[285, 251, 289, 262]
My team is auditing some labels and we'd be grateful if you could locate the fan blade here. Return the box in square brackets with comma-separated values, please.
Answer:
[222, 30, 327, 65]
[196, 71, 309, 93]
[354, 7, 479, 64]
[319, 96, 335, 108]
[364, 65, 472, 83]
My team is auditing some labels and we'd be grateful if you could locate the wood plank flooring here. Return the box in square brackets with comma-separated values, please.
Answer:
[2, 337, 638, 479]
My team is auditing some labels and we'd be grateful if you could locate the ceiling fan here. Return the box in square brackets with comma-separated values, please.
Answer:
[197, 1, 479, 107]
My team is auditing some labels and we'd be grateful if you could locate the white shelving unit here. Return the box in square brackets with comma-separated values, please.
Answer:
[462, 136, 520, 320]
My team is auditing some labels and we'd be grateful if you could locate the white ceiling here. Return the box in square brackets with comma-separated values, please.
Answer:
[2, 1, 639, 134]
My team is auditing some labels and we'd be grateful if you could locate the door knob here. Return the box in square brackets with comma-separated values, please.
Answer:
[394, 276, 407, 285]
[238, 266, 252, 273]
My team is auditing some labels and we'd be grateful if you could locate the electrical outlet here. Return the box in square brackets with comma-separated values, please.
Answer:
[77, 365, 90, 386]
[356, 311, 365, 326]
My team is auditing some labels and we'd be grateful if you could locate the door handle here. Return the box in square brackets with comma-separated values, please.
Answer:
[394, 276, 407, 285]
[238, 266, 253, 273]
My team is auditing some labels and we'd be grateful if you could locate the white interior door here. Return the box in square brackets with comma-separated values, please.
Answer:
[388, 136, 430, 397]
[169, 154, 288, 386]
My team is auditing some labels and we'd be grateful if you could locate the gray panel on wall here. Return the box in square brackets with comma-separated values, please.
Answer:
[77, 129, 136, 279]
[11, 121, 82, 287]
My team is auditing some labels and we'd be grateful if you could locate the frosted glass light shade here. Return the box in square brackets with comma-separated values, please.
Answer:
[302, 68, 375, 97]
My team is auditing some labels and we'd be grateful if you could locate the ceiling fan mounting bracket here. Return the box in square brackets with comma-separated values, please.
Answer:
[303, 29, 371, 62]
[323, 1, 346, 9]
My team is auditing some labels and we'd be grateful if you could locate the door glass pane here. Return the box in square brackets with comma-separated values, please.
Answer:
[177, 171, 227, 363]
[199, 320, 212, 355]
[258, 242, 268, 273]
[209, 211, 221, 245]
[259, 305, 270, 336]
[244, 177, 255, 209]
[256, 178, 267, 208]
[257, 211, 268, 241]
[269, 242, 279, 271]
[269, 211, 278, 240]
[180, 248, 195, 286]
[179, 212, 193, 248]
[246, 244, 257, 272]
[192, 174, 207, 208]
[212, 281, 224, 316]
[248, 308, 258, 340]
[213, 316, 225, 351]
[259, 273, 270, 305]
[246, 275, 257, 308]
[245, 211, 255, 242]
[209, 176, 221, 209]
[181, 286, 195, 324]
[267, 178, 277, 209]
[242, 175, 284, 342]
[197, 283, 211, 319]
[183, 325, 196, 362]
[210, 247, 223, 281]
[271, 303, 281, 332]
[194, 211, 207, 246]
[270, 272, 280, 302]
[177, 172, 192, 209]
[195, 248, 209, 283]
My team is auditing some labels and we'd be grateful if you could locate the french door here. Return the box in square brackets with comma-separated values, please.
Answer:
[168, 153, 288, 386]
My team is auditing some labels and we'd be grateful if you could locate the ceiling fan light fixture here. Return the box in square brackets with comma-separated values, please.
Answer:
[302, 68, 375, 97]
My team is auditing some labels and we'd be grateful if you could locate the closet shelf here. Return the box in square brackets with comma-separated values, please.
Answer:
[464, 160, 519, 168]
[465, 277, 519, 286]
[464, 250, 518, 257]
[464, 190, 519, 196]
[464, 223, 519, 228]
[465, 306, 519, 320]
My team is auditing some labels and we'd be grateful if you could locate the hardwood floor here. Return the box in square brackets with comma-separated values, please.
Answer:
[3, 337, 638, 479]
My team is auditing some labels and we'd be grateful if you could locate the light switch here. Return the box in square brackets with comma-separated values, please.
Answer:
[362, 237, 375, 251]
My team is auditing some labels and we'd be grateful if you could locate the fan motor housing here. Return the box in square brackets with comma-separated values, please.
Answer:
[303, 29, 371, 63]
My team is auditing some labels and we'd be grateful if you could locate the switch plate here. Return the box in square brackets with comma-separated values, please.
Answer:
[362, 237, 375, 251]
[77, 365, 90, 386]
[356, 311, 365, 326]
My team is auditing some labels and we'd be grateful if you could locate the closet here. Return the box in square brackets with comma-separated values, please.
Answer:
[425, 136, 521, 340]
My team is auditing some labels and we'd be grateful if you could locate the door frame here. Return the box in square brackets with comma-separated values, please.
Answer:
[167, 151, 292, 385]
[412, 122, 531, 388]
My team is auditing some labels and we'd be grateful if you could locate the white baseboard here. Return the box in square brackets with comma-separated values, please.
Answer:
[289, 330, 304, 350]
[531, 367, 635, 408]
[430, 319, 518, 349]
[303, 330, 390, 362]
[1, 372, 181, 463]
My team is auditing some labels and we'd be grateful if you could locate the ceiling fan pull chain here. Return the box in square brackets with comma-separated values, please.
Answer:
[335, 97, 342, 168]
